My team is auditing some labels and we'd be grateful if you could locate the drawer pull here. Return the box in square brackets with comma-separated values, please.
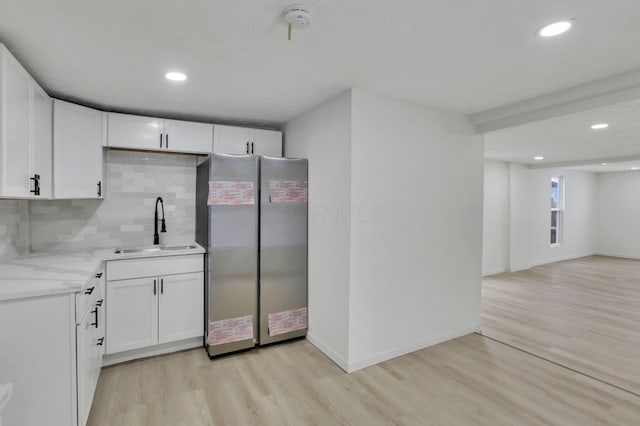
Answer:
[97, 337, 104, 346]
[84, 286, 95, 295]
[91, 308, 98, 328]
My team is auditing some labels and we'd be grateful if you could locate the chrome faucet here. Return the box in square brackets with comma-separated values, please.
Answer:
[154, 196, 167, 245]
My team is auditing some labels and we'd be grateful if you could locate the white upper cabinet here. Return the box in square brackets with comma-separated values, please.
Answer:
[252, 128, 283, 157]
[53, 100, 104, 199]
[213, 124, 282, 157]
[0, 44, 53, 199]
[31, 84, 53, 199]
[107, 113, 162, 151]
[212, 124, 252, 155]
[163, 119, 213, 153]
[107, 113, 212, 154]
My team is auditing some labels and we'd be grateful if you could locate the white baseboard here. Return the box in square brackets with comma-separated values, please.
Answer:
[346, 323, 481, 373]
[306, 332, 349, 373]
[594, 252, 640, 260]
[482, 267, 507, 276]
[509, 264, 532, 272]
[103, 337, 203, 366]
[530, 252, 596, 267]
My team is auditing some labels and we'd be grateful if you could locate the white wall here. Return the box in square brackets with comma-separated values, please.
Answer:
[596, 171, 640, 258]
[347, 89, 483, 371]
[284, 91, 352, 370]
[509, 163, 533, 271]
[484, 164, 597, 273]
[528, 169, 596, 265]
[482, 161, 510, 275]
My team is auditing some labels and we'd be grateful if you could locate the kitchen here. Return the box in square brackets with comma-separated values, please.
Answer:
[2, 1, 640, 425]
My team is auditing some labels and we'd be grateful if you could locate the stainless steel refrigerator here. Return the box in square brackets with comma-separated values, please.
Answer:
[196, 153, 308, 358]
[259, 156, 308, 345]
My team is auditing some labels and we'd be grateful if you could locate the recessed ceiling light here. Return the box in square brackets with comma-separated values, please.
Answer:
[538, 21, 572, 37]
[601, 162, 608, 166]
[165, 72, 187, 82]
[534, 156, 544, 160]
[591, 123, 609, 130]
[631, 167, 639, 171]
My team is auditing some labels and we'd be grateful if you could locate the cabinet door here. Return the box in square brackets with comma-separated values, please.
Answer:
[0, 46, 31, 197]
[252, 129, 282, 157]
[164, 119, 213, 154]
[76, 308, 94, 426]
[158, 272, 204, 344]
[30, 84, 52, 199]
[106, 277, 158, 354]
[213, 124, 252, 155]
[53, 100, 103, 199]
[107, 112, 162, 150]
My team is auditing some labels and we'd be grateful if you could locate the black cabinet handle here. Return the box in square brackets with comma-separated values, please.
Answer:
[246, 142, 249, 154]
[97, 337, 104, 346]
[166, 134, 169, 148]
[153, 279, 157, 295]
[97, 181, 102, 197]
[30, 174, 40, 196]
[160, 133, 163, 148]
[84, 286, 95, 295]
[95, 272, 103, 278]
[91, 307, 98, 328]
[251, 142, 254, 154]
[96, 299, 103, 307]
[161, 278, 164, 294]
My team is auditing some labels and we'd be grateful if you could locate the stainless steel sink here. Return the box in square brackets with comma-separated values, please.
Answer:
[114, 244, 198, 254]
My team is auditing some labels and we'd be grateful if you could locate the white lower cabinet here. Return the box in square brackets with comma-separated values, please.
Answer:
[106, 277, 158, 353]
[158, 272, 204, 344]
[106, 254, 204, 357]
[0, 265, 105, 426]
[0, 294, 77, 426]
[75, 268, 105, 426]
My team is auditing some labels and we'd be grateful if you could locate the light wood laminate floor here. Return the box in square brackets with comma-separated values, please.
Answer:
[482, 255, 640, 396]
[88, 333, 640, 425]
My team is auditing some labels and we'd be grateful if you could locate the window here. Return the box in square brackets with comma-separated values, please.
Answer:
[550, 176, 564, 245]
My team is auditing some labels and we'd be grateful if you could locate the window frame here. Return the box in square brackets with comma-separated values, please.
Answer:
[550, 176, 564, 247]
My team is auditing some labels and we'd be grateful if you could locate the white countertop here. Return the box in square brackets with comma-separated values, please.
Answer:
[0, 244, 205, 302]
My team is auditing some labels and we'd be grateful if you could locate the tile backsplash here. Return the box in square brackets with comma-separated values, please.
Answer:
[29, 149, 199, 252]
[0, 200, 28, 261]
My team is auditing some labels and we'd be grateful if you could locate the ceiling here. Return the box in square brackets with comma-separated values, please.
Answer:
[1, 1, 640, 126]
[484, 99, 640, 166]
[565, 159, 640, 173]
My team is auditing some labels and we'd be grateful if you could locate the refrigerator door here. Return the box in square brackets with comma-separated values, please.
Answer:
[259, 156, 308, 345]
[200, 153, 260, 357]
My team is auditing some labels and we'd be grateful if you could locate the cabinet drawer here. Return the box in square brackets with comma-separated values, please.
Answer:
[107, 254, 203, 281]
[75, 269, 104, 322]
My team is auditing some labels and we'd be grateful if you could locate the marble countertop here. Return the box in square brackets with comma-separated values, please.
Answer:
[0, 244, 205, 302]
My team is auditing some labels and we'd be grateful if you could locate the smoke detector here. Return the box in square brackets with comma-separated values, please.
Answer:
[282, 4, 312, 40]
